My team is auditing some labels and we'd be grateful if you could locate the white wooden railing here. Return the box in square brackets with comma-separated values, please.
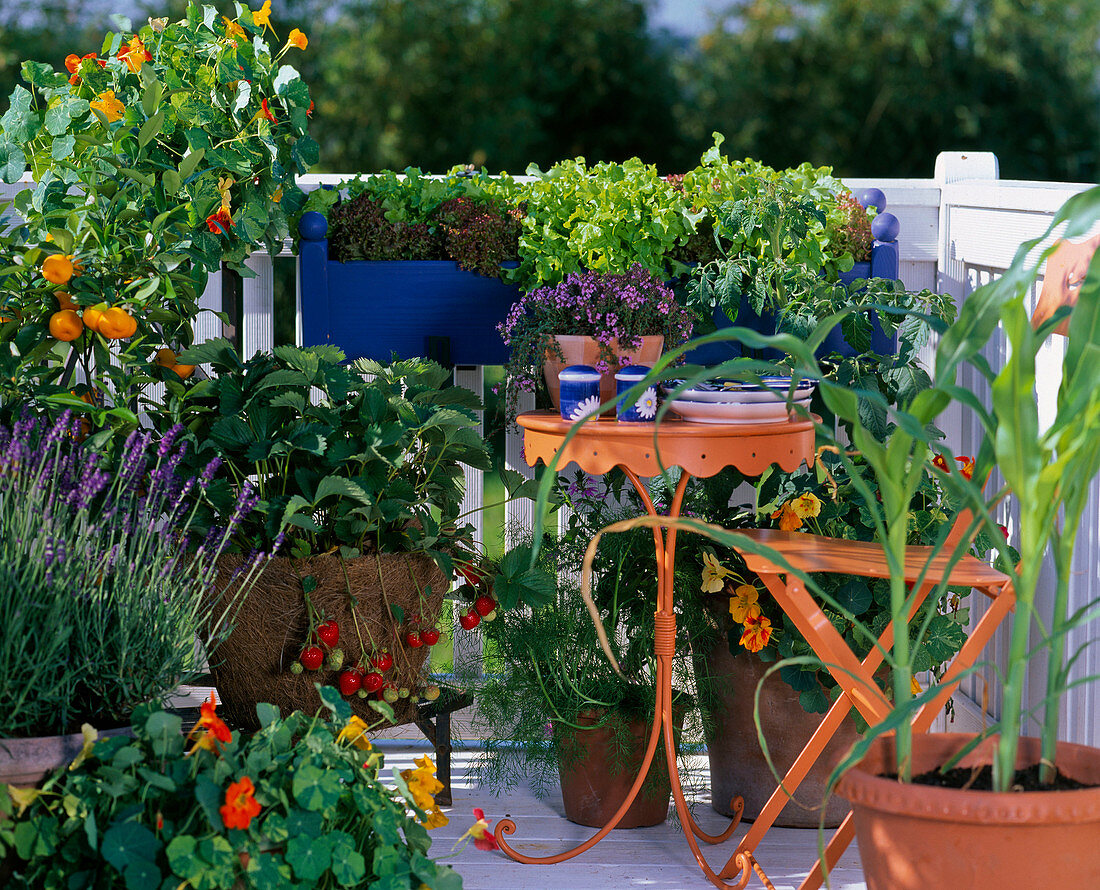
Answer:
[5, 152, 1098, 747]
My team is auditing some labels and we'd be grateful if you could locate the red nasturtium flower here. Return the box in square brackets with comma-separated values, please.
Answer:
[220, 776, 262, 830]
[932, 454, 950, 473]
[186, 692, 233, 753]
[65, 52, 102, 84]
[206, 206, 234, 235]
[739, 613, 773, 653]
[459, 808, 499, 851]
[955, 455, 975, 480]
[261, 98, 277, 123]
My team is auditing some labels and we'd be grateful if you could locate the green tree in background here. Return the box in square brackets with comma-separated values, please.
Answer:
[2, 0, 1099, 181]
[296, 0, 680, 173]
[676, 0, 1100, 180]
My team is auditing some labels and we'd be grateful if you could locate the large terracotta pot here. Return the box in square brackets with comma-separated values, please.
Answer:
[0, 727, 132, 788]
[556, 708, 679, 829]
[701, 645, 859, 827]
[836, 733, 1100, 889]
[211, 552, 446, 730]
[542, 335, 664, 410]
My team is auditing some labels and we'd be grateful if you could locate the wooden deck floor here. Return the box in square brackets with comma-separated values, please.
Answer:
[380, 741, 866, 890]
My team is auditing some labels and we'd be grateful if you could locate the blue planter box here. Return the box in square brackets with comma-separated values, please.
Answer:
[685, 197, 902, 366]
[298, 211, 518, 366]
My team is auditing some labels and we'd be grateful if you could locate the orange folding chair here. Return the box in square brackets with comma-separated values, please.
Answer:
[717, 235, 1094, 890]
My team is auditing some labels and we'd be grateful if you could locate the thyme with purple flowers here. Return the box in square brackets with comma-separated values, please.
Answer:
[497, 264, 693, 419]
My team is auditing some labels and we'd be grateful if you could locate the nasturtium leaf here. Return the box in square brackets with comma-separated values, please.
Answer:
[286, 833, 333, 881]
[101, 823, 159, 872]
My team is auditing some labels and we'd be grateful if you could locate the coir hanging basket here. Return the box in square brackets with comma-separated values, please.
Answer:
[209, 552, 447, 730]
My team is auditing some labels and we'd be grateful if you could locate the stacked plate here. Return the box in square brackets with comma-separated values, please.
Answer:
[661, 377, 816, 424]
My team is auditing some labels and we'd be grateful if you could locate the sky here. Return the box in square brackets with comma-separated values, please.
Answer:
[650, 0, 727, 35]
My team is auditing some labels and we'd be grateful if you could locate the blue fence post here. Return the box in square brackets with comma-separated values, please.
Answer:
[298, 211, 330, 348]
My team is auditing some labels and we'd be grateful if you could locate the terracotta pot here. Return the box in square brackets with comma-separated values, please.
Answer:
[556, 708, 680, 829]
[836, 733, 1100, 889]
[0, 727, 132, 788]
[701, 645, 859, 827]
[542, 335, 664, 410]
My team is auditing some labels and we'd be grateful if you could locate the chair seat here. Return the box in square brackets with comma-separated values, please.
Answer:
[735, 528, 1011, 592]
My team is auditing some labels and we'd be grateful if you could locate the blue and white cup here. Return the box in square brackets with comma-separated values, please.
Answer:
[615, 365, 657, 422]
[558, 365, 602, 422]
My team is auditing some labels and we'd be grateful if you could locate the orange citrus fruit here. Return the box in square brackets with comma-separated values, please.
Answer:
[57, 292, 78, 311]
[41, 255, 74, 285]
[155, 347, 177, 367]
[171, 363, 195, 379]
[83, 302, 108, 333]
[49, 309, 84, 341]
[99, 307, 137, 340]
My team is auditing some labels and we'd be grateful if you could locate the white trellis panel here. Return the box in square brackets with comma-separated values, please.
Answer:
[453, 365, 486, 674]
[241, 251, 276, 357]
[934, 156, 1099, 747]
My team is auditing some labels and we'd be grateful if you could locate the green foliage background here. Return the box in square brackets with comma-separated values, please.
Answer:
[2, 0, 1095, 180]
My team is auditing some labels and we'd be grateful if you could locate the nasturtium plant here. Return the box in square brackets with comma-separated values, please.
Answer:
[1, 690, 463, 889]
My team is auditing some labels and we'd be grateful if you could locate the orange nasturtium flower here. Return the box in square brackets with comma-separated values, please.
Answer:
[955, 455, 975, 480]
[739, 613, 773, 653]
[186, 692, 233, 754]
[116, 36, 151, 73]
[728, 584, 761, 624]
[287, 28, 308, 50]
[90, 90, 125, 123]
[220, 776, 261, 830]
[206, 206, 234, 235]
[771, 502, 802, 532]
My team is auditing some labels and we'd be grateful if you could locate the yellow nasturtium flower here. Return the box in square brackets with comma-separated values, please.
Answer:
[790, 492, 823, 520]
[700, 550, 733, 593]
[252, 1, 273, 29]
[90, 90, 125, 123]
[223, 17, 247, 41]
[287, 28, 308, 50]
[728, 584, 762, 624]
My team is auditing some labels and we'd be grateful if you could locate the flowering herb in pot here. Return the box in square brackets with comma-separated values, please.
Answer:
[0, 413, 269, 739]
[1, 689, 462, 889]
[497, 264, 693, 419]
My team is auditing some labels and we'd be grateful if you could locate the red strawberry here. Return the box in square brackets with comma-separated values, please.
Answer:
[458, 609, 481, 630]
[421, 627, 441, 646]
[371, 651, 393, 673]
[317, 619, 339, 648]
[299, 646, 324, 671]
[338, 669, 362, 696]
[474, 595, 497, 617]
[362, 671, 384, 693]
[405, 630, 423, 649]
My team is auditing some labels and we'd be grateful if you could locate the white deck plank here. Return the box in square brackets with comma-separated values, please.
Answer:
[380, 745, 866, 890]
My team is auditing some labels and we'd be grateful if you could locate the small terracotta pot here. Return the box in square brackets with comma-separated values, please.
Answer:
[542, 335, 664, 410]
[836, 733, 1100, 889]
[556, 707, 680, 829]
[701, 646, 859, 827]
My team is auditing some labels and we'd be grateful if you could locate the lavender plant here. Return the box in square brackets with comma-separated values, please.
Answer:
[497, 264, 693, 418]
[0, 413, 270, 738]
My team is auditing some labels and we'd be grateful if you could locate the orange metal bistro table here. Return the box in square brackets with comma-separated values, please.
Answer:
[494, 410, 817, 889]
